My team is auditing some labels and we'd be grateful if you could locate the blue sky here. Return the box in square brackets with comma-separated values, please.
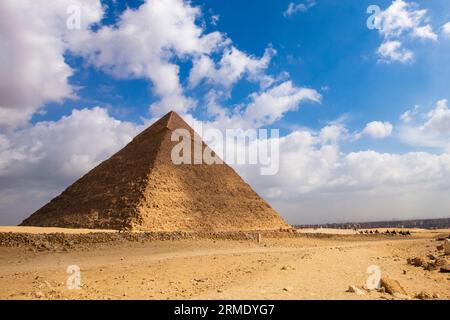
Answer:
[1, 0, 450, 225]
[31, 0, 450, 155]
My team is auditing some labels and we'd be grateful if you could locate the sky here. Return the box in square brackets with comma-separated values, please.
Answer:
[1, 0, 450, 225]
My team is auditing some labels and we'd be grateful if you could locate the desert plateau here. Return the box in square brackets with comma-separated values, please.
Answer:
[1, 226, 449, 300]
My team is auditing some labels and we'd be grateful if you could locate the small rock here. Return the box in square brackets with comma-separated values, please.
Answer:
[377, 286, 386, 294]
[380, 277, 408, 296]
[434, 258, 447, 267]
[437, 244, 444, 251]
[407, 257, 425, 267]
[217, 289, 223, 293]
[433, 293, 440, 299]
[347, 285, 365, 295]
[283, 286, 294, 292]
[281, 265, 295, 271]
[444, 239, 450, 255]
[392, 293, 410, 300]
[34, 291, 44, 299]
[402, 270, 407, 275]
[415, 291, 432, 300]
[423, 262, 438, 271]
[439, 264, 450, 273]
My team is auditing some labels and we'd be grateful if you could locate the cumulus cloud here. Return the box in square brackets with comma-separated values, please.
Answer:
[320, 124, 349, 144]
[377, 40, 414, 63]
[283, 1, 316, 18]
[187, 81, 321, 130]
[0, 0, 302, 128]
[400, 105, 420, 123]
[0, 0, 241, 125]
[67, 0, 285, 119]
[373, 0, 437, 63]
[0, 107, 142, 224]
[189, 46, 275, 89]
[374, 0, 436, 40]
[69, 0, 228, 117]
[243, 81, 321, 127]
[0, 0, 103, 129]
[233, 125, 450, 224]
[358, 121, 394, 139]
[413, 25, 438, 41]
[399, 99, 450, 151]
[443, 22, 450, 36]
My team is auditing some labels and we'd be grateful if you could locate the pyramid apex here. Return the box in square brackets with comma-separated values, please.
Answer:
[165, 110, 177, 118]
[131, 110, 193, 143]
[165, 110, 181, 123]
[160, 110, 191, 131]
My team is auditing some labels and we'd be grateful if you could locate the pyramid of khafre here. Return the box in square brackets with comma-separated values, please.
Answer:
[21, 111, 288, 231]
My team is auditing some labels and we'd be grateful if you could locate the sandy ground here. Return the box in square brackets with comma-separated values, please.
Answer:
[0, 227, 449, 300]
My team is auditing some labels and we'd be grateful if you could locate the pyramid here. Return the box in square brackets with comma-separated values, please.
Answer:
[21, 111, 288, 232]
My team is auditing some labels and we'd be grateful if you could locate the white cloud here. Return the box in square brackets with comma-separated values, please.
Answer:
[189, 46, 275, 89]
[374, 0, 437, 63]
[360, 121, 394, 139]
[69, 0, 228, 117]
[276, 142, 449, 197]
[423, 99, 450, 133]
[399, 99, 450, 151]
[0, 0, 103, 129]
[413, 25, 438, 41]
[443, 22, 450, 35]
[377, 40, 413, 63]
[0, 107, 141, 180]
[320, 124, 348, 144]
[400, 105, 420, 123]
[0, 0, 303, 129]
[283, 1, 316, 18]
[189, 81, 321, 131]
[233, 125, 450, 224]
[203, 90, 230, 118]
[243, 81, 321, 127]
[375, 0, 436, 40]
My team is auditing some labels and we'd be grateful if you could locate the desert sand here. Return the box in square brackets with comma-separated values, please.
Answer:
[0, 227, 449, 300]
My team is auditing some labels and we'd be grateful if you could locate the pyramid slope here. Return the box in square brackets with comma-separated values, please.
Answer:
[21, 111, 288, 231]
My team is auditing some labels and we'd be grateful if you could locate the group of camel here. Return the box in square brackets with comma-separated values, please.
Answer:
[358, 229, 412, 236]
